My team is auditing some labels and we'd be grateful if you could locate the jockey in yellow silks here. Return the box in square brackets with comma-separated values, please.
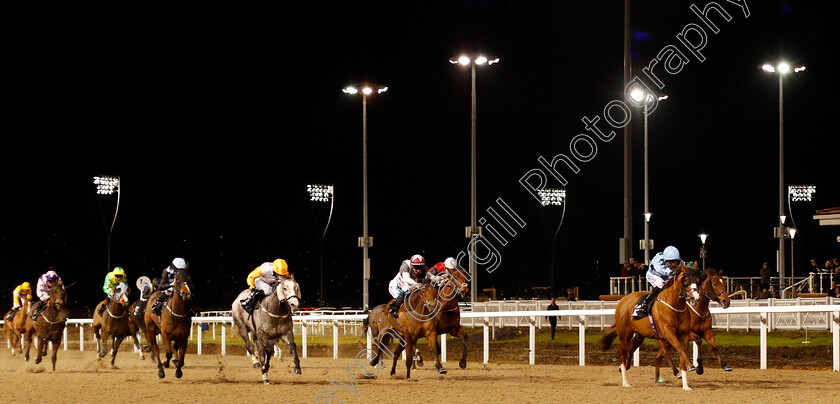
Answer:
[5, 282, 32, 321]
[98, 267, 127, 316]
[240, 259, 289, 314]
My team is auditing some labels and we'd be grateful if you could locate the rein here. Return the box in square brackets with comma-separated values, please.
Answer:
[654, 298, 687, 313]
[41, 311, 65, 325]
[107, 306, 127, 319]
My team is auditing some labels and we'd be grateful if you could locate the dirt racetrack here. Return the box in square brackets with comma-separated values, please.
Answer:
[1, 347, 837, 404]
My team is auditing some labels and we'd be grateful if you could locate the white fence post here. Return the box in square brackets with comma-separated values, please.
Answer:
[63, 327, 68, 351]
[196, 323, 202, 355]
[441, 333, 446, 363]
[760, 312, 768, 369]
[79, 324, 84, 351]
[529, 317, 535, 365]
[221, 324, 226, 356]
[833, 311, 839, 372]
[483, 317, 489, 364]
[366, 327, 372, 360]
[301, 321, 307, 358]
[578, 315, 586, 366]
[333, 321, 339, 360]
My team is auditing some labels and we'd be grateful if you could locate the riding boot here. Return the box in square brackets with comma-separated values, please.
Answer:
[97, 297, 110, 316]
[6, 308, 18, 321]
[389, 295, 405, 317]
[30, 301, 44, 320]
[134, 301, 145, 316]
[240, 289, 264, 314]
[632, 287, 661, 318]
[151, 293, 168, 315]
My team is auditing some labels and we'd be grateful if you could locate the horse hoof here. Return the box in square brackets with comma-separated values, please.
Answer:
[687, 366, 695, 372]
[294, 368, 301, 375]
[263, 380, 271, 385]
[176, 369, 183, 378]
[415, 358, 424, 367]
[459, 360, 467, 369]
[438, 368, 447, 374]
[723, 366, 732, 372]
[656, 377, 666, 383]
[253, 363, 261, 369]
[158, 370, 165, 378]
[683, 386, 693, 391]
[672, 368, 679, 376]
[34, 358, 41, 365]
[163, 362, 170, 368]
[696, 366, 704, 375]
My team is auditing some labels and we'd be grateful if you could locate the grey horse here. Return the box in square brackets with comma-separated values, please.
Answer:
[231, 276, 301, 384]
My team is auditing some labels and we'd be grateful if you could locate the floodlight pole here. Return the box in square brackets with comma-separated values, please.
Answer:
[362, 93, 370, 311]
[95, 176, 120, 271]
[778, 72, 786, 289]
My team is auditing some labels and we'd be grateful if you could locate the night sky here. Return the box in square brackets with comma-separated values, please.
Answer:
[2, 1, 837, 315]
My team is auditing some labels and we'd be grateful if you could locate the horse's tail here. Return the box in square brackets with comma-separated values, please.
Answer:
[362, 310, 370, 331]
[599, 324, 618, 351]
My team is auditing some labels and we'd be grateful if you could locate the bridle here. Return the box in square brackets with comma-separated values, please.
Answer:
[259, 280, 299, 319]
[164, 282, 191, 318]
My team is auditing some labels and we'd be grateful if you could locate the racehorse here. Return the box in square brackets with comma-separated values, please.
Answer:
[411, 265, 471, 371]
[127, 299, 151, 359]
[231, 275, 302, 384]
[366, 283, 440, 379]
[92, 283, 132, 366]
[144, 270, 192, 379]
[660, 267, 732, 378]
[599, 264, 700, 390]
[5, 300, 30, 355]
[23, 282, 67, 371]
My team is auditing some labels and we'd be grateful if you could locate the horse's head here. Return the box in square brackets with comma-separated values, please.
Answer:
[50, 282, 67, 311]
[114, 283, 130, 308]
[174, 270, 192, 302]
[419, 284, 439, 313]
[676, 264, 700, 306]
[446, 266, 470, 301]
[703, 268, 730, 308]
[276, 275, 301, 313]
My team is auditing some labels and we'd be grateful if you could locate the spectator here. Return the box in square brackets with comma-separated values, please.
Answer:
[546, 298, 560, 340]
[759, 262, 771, 296]
[808, 259, 821, 273]
[620, 261, 631, 277]
[832, 266, 840, 292]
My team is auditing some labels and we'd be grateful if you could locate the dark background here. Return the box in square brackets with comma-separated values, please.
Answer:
[2, 1, 837, 315]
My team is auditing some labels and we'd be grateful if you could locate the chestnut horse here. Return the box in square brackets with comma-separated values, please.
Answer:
[23, 282, 67, 370]
[366, 283, 440, 379]
[144, 270, 192, 379]
[660, 267, 732, 379]
[5, 300, 30, 355]
[413, 265, 471, 370]
[600, 264, 699, 390]
[92, 283, 132, 366]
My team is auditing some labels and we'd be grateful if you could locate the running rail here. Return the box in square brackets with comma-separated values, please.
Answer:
[4, 305, 838, 371]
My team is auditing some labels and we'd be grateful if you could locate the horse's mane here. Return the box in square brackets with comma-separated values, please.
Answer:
[705, 267, 719, 277]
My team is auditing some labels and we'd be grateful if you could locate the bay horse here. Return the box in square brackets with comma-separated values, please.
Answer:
[23, 282, 67, 371]
[599, 264, 700, 390]
[660, 267, 732, 379]
[366, 283, 440, 379]
[127, 298, 151, 359]
[144, 270, 192, 379]
[92, 283, 132, 366]
[5, 300, 30, 355]
[231, 275, 301, 384]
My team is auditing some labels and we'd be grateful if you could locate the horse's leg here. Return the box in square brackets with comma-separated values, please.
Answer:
[281, 331, 301, 375]
[428, 331, 446, 374]
[51, 335, 61, 371]
[22, 329, 33, 362]
[35, 334, 45, 365]
[390, 342, 405, 376]
[259, 338, 274, 384]
[703, 328, 730, 371]
[694, 335, 705, 375]
[456, 326, 469, 369]
[661, 329, 692, 391]
[111, 335, 125, 367]
[369, 327, 383, 367]
[404, 339, 415, 379]
[145, 323, 165, 378]
[160, 331, 173, 368]
[175, 338, 187, 379]
[132, 331, 145, 360]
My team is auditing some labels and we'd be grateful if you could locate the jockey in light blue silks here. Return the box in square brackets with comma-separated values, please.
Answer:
[632, 245, 684, 318]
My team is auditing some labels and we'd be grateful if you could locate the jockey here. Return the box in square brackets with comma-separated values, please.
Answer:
[150, 257, 188, 315]
[632, 245, 684, 318]
[97, 267, 127, 316]
[133, 279, 155, 316]
[388, 254, 428, 317]
[426, 257, 457, 286]
[6, 282, 32, 321]
[240, 259, 289, 314]
[30, 269, 63, 320]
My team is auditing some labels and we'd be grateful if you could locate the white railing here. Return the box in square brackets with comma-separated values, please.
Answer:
[5, 304, 837, 372]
